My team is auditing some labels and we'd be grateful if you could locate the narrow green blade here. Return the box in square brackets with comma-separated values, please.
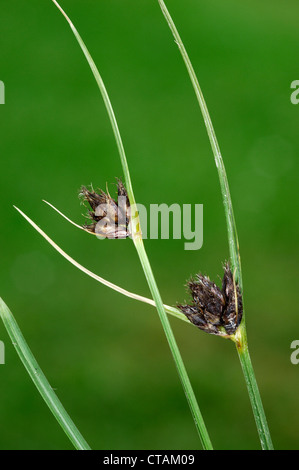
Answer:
[0, 297, 91, 450]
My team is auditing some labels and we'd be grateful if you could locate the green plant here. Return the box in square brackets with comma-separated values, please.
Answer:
[0, 297, 91, 450]
[2, 0, 274, 450]
[157, 0, 273, 449]
[15, 0, 213, 450]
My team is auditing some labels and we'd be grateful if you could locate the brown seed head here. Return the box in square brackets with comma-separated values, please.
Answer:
[79, 179, 131, 239]
[178, 263, 243, 336]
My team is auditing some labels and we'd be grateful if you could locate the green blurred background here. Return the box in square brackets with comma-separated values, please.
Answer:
[0, 0, 298, 450]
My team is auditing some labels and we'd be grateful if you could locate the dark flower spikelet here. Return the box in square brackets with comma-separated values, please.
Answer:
[178, 263, 243, 336]
[221, 263, 243, 335]
[79, 178, 131, 239]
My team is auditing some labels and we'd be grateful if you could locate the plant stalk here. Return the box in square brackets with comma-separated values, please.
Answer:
[52, 0, 213, 449]
[233, 324, 273, 450]
[134, 237, 213, 449]
[0, 297, 91, 450]
[158, 0, 273, 449]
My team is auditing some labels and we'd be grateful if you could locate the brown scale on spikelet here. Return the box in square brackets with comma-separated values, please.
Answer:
[79, 179, 131, 239]
[178, 263, 243, 336]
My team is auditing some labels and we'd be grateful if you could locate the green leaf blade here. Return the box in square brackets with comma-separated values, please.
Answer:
[0, 297, 91, 450]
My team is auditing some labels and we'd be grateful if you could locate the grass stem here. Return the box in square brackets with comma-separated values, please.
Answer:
[134, 237, 213, 449]
[51, 0, 213, 449]
[158, 0, 273, 449]
[0, 297, 91, 450]
[15, 205, 189, 325]
[234, 323, 273, 449]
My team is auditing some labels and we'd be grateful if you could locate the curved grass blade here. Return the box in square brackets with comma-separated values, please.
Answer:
[157, 0, 241, 287]
[51, 0, 213, 449]
[0, 297, 91, 450]
[51, 0, 135, 208]
[157, 0, 273, 450]
[14, 205, 188, 325]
